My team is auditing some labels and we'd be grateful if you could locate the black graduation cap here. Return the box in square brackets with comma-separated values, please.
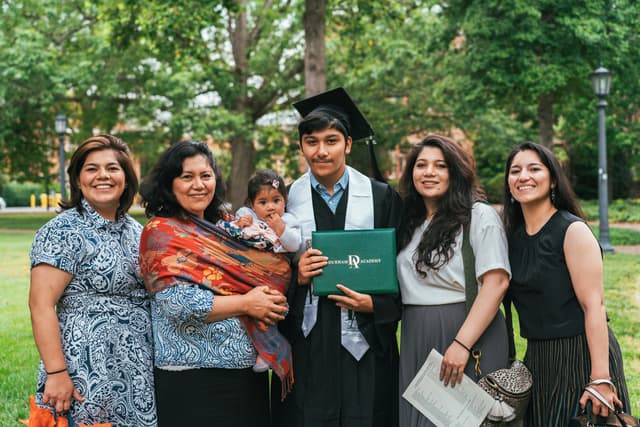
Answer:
[293, 87, 374, 142]
[293, 87, 385, 182]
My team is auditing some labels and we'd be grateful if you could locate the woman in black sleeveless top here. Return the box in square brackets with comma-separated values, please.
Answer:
[502, 142, 630, 426]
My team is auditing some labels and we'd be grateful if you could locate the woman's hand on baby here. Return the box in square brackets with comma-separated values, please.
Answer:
[245, 286, 288, 325]
[235, 214, 254, 228]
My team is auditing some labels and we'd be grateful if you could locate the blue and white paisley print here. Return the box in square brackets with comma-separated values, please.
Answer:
[30, 199, 157, 426]
[152, 284, 257, 369]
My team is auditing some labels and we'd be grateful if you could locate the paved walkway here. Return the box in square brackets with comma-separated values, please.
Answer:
[590, 222, 640, 231]
[612, 245, 640, 255]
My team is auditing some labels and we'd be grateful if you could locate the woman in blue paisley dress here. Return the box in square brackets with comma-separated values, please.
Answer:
[29, 134, 157, 426]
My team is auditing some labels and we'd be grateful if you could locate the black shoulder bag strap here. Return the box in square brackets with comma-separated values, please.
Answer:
[462, 220, 477, 313]
[462, 218, 517, 368]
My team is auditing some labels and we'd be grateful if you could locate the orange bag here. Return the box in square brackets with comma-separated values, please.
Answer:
[19, 395, 111, 427]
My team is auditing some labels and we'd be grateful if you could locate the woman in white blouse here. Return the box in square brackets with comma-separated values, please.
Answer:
[396, 134, 512, 427]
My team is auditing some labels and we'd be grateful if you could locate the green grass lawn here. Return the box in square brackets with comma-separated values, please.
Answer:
[0, 231, 40, 426]
[1, 230, 639, 425]
[590, 225, 640, 246]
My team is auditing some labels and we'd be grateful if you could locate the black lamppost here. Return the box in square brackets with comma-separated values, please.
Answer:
[591, 67, 614, 253]
[55, 114, 68, 200]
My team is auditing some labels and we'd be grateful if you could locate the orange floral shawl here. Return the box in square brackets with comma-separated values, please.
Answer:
[140, 215, 293, 397]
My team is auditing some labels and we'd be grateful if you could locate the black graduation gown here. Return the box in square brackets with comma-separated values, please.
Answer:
[271, 179, 402, 427]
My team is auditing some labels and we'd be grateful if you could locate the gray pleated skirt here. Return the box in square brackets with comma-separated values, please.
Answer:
[399, 302, 509, 427]
[523, 327, 630, 426]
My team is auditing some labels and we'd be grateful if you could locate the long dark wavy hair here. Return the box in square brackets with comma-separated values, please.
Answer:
[59, 134, 138, 218]
[139, 141, 227, 222]
[398, 134, 485, 275]
[502, 142, 584, 238]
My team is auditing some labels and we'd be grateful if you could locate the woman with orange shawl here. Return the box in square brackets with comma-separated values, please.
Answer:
[139, 141, 291, 427]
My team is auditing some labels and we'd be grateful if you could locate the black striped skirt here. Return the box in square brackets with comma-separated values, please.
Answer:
[523, 327, 630, 426]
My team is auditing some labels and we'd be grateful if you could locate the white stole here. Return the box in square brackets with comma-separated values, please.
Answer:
[287, 166, 374, 360]
[287, 166, 375, 253]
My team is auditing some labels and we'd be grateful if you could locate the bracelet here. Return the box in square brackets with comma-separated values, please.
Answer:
[588, 378, 617, 395]
[46, 367, 67, 376]
[453, 338, 472, 353]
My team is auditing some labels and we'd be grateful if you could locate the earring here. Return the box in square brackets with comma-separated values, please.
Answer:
[510, 196, 514, 204]
[551, 188, 556, 204]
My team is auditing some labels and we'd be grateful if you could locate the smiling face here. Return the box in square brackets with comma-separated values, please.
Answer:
[299, 127, 352, 189]
[77, 149, 126, 220]
[412, 146, 450, 211]
[508, 149, 554, 206]
[251, 186, 286, 221]
[172, 154, 216, 218]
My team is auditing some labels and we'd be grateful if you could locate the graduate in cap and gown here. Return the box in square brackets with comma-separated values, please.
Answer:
[271, 88, 402, 427]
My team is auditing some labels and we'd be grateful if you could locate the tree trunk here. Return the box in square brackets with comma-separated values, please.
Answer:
[227, 1, 254, 210]
[537, 92, 554, 147]
[304, 0, 326, 96]
[229, 134, 255, 210]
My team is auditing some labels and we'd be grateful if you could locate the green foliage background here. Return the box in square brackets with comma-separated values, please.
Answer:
[1, 0, 639, 205]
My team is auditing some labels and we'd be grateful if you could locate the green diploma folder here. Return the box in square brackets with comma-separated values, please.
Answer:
[311, 228, 398, 296]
